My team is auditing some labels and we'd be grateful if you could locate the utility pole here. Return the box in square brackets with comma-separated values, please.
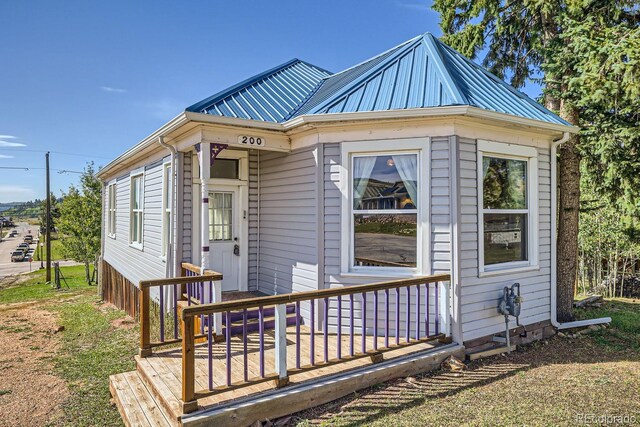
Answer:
[45, 152, 51, 282]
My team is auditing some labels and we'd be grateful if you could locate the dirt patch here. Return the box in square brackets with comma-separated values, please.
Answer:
[111, 315, 136, 330]
[0, 308, 70, 427]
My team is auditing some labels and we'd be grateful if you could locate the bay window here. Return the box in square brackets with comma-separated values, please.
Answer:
[478, 140, 538, 273]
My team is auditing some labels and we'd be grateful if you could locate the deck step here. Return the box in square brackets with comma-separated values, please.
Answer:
[466, 345, 511, 361]
[110, 370, 178, 427]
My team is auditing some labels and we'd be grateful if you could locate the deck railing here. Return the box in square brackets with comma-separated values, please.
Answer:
[138, 262, 223, 357]
[178, 273, 451, 413]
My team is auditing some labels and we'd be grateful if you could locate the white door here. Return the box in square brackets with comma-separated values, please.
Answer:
[208, 189, 240, 291]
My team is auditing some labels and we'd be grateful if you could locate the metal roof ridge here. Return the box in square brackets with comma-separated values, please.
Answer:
[437, 41, 571, 125]
[283, 78, 327, 122]
[185, 58, 328, 113]
[303, 36, 425, 115]
[324, 34, 423, 80]
[421, 33, 469, 105]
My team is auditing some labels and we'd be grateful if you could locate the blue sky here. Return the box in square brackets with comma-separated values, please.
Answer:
[0, 1, 541, 202]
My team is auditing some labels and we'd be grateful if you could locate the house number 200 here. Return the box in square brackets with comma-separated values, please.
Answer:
[238, 135, 264, 146]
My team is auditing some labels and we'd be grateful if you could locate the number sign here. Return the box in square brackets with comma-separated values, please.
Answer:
[238, 135, 265, 146]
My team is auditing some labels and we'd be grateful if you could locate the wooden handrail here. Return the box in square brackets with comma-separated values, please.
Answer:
[181, 262, 219, 277]
[182, 273, 451, 319]
[140, 272, 223, 289]
[139, 269, 223, 358]
[182, 262, 201, 275]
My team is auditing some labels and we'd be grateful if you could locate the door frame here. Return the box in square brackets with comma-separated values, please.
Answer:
[193, 149, 249, 292]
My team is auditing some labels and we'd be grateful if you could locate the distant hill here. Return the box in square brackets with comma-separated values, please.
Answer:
[0, 200, 42, 218]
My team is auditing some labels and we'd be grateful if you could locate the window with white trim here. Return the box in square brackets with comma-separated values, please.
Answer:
[130, 173, 144, 247]
[161, 163, 172, 257]
[478, 140, 538, 272]
[351, 152, 419, 270]
[107, 183, 116, 237]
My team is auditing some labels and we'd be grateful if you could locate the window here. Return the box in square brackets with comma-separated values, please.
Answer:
[208, 192, 233, 241]
[478, 140, 538, 272]
[351, 153, 419, 269]
[210, 159, 239, 180]
[161, 163, 172, 257]
[130, 173, 144, 247]
[107, 183, 116, 237]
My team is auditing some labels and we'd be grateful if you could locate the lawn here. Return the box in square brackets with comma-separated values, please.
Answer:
[291, 299, 640, 427]
[0, 264, 90, 304]
[33, 237, 65, 261]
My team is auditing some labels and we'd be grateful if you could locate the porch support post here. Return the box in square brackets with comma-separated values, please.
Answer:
[274, 303, 289, 388]
[198, 142, 211, 271]
[198, 142, 222, 335]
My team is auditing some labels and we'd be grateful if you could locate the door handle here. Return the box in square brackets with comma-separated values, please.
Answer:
[233, 244, 240, 256]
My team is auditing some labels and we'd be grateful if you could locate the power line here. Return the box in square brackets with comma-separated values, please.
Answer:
[0, 166, 82, 174]
[0, 147, 112, 160]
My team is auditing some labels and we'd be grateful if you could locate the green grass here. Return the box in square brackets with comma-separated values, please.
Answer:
[0, 265, 92, 304]
[575, 298, 640, 351]
[51, 294, 138, 426]
[33, 238, 64, 261]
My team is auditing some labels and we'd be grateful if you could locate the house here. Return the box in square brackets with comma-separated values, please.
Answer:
[100, 33, 578, 425]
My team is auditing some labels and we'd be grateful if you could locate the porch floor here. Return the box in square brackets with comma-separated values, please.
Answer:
[133, 325, 444, 423]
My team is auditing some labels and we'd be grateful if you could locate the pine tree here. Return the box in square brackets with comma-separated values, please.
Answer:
[432, 0, 639, 321]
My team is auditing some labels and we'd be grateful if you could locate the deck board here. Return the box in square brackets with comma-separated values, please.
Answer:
[140, 324, 441, 416]
[110, 373, 153, 427]
[123, 371, 174, 427]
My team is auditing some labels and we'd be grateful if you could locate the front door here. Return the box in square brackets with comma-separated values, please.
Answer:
[208, 189, 240, 291]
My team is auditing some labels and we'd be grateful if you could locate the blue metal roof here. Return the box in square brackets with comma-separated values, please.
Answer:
[188, 34, 569, 126]
[186, 59, 332, 122]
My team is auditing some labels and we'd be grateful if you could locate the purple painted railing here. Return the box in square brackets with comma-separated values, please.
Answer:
[178, 273, 451, 413]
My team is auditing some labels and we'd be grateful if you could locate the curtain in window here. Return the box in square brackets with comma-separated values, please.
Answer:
[392, 154, 418, 207]
[353, 157, 376, 209]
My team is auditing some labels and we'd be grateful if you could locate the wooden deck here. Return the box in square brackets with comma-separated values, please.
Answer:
[111, 325, 448, 426]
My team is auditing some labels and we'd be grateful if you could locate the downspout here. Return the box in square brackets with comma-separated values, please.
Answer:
[550, 132, 611, 329]
[158, 136, 177, 278]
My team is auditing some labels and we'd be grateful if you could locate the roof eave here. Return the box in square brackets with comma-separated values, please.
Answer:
[97, 111, 287, 180]
[283, 106, 579, 134]
[97, 112, 191, 179]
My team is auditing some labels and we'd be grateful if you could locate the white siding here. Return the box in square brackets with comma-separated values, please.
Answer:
[458, 137, 552, 341]
[256, 148, 318, 298]
[103, 161, 167, 287]
[431, 137, 452, 275]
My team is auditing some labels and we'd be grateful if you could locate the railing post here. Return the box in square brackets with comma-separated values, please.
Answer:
[213, 281, 222, 336]
[139, 285, 152, 357]
[441, 280, 451, 337]
[181, 314, 198, 413]
[274, 304, 289, 387]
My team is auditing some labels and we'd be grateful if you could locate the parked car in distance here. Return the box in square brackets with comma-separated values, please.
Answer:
[11, 251, 25, 262]
[23, 235, 33, 244]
